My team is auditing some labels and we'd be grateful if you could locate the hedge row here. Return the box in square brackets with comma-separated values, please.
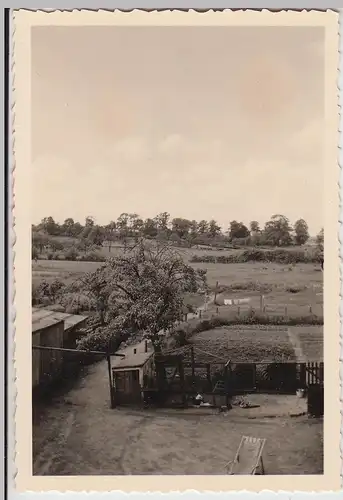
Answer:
[32, 247, 106, 262]
[190, 249, 322, 265]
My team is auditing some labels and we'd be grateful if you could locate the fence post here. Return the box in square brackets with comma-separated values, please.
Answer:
[107, 355, 115, 409]
[179, 360, 186, 408]
[309, 304, 312, 315]
[237, 306, 240, 317]
[224, 364, 230, 409]
[260, 295, 264, 312]
[191, 346, 195, 389]
[199, 310, 202, 319]
[216, 307, 219, 315]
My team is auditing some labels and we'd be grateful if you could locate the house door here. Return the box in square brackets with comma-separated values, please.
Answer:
[114, 369, 142, 405]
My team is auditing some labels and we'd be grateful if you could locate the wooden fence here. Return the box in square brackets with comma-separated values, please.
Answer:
[151, 350, 324, 404]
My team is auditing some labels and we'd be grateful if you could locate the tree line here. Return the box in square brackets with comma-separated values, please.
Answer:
[32, 212, 322, 251]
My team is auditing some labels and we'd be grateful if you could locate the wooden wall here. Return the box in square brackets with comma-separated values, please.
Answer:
[32, 321, 64, 389]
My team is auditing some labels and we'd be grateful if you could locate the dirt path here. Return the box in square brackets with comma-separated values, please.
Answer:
[33, 358, 323, 476]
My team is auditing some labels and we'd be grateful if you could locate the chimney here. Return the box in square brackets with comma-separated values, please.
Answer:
[133, 348, 137, 354]
[145, 340, 148, 353]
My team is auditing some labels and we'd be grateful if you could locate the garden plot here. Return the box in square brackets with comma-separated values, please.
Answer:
[190, 325, 296, 363]
[289, 326, 323, 362]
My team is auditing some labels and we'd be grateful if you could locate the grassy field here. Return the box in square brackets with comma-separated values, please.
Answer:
[33, 359, 323, 475]
[33, 257, 323, 318]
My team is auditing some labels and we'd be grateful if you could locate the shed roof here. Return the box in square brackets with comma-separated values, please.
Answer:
[111, 340, 154, 370]
[32, 316, 65, 333]
[32, 307, 88, 334]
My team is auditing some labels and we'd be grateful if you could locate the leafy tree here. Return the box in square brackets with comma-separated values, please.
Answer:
[32, 231, 48, 253]
[187, 220, 199, 247]
[171, 218, 192, 239]
[77, 240, 207, 353]
[128, 213, 139, 235]
[32, 246, 39, 261]
[117, 213, 130, 248]
[143, 218, 158, 238]
[294, 219, 310, 245]
[229, 220, 250, 239]
[85, 216, 95, 227]
[208, 219, 221, 239]
[48, 238, 64, 252]
[73, 222, 83, 237]
[250, 221, 260, 233]
[316, 228, 324, 251]
[197, 220, 208, 235]
[154, 212, 170, 232]
[316, 228, 324, 269]
[263, 214, 293, 246]
[105, 221, 117, 252]
[39, 216, 59, 235]
[130, 214, 144, 241]
[62, 218, 76, 237]
[87, 225, 105, 246]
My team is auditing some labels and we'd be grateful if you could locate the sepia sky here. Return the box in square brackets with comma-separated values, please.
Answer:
[31, 26, 324, 234]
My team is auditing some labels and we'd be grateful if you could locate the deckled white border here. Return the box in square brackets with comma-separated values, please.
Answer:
[10, 7, 341, 497]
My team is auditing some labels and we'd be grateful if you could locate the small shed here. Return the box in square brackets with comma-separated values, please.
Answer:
[32, 315, 65, 390]
[32, 308, 88, 391]
[32, 307, 88, 349]
[111, 340, 155, 406]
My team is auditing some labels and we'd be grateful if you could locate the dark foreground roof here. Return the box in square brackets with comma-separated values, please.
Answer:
[32, 307, 87, 334]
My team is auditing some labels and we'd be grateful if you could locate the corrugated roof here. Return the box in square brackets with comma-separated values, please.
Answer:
[111, 340, 154, 369]
[32, 307, 88, 333]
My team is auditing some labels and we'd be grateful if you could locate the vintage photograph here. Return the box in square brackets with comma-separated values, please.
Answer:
[12, 8, 340, 492]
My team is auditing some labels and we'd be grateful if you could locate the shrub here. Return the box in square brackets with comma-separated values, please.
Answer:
[59, 292, 95, 312]
[64, 247, 79, 261]
[32, 247, 39, 261]
[173, 328, 191, 347]
[189, 248, 319, 265]
[80, 251, 106, 262]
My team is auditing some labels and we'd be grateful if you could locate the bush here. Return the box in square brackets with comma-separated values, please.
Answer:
[32, 247, 39, 261]
[59, 292, 95, 312]
[32, 279, 66, 305]
[79, 251, 106, 262]
[64, 247, 79, 261]
[190, 248, 320, 265]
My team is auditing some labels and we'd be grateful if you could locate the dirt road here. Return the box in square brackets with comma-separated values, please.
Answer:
[33, 359, 323, 476]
